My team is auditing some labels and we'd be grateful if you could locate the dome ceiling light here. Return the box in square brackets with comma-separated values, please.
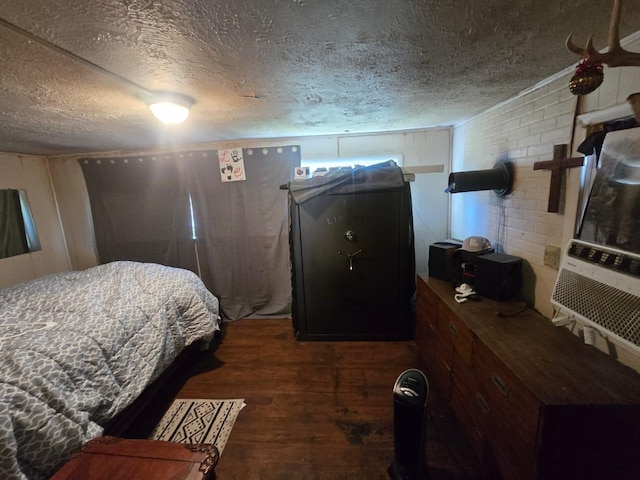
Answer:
[146, 92, 194, 125]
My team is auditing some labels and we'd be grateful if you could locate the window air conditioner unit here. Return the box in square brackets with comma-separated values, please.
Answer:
[551, 239, 640, 353]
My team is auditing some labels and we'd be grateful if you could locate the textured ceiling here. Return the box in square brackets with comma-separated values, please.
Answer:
[1, 0, 639, 156]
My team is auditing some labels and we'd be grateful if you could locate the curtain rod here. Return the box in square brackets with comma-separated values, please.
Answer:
[577, 103, 634, 126]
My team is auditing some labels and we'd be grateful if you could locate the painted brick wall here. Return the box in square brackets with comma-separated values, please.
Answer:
[451, 36, 640, 370]
[451, 75, 578, 318]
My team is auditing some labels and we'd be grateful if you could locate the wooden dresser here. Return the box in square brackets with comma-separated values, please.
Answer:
[415, 274, 640, 480]
[50, 437, 218, 479]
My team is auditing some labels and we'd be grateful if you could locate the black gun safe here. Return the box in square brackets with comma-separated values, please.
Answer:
[288, 163, 415, 340]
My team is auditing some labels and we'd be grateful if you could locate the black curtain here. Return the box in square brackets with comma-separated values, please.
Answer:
[0, 189, 28, 259]
[80, 155, 197, 272]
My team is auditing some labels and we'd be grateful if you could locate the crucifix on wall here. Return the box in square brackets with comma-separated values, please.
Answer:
[533, 144, 584, 213]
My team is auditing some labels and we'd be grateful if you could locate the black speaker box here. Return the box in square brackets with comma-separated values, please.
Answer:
[428, 241, 462, 280]
[474, 252, 522, 301]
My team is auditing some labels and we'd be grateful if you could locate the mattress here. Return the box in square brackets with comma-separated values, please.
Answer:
[0, 261, 220, 480]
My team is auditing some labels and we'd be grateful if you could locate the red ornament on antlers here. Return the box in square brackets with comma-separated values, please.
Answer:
[566, 0, 640, 95]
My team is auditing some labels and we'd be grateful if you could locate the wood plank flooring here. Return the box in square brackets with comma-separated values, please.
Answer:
[136, 318, 481, 479]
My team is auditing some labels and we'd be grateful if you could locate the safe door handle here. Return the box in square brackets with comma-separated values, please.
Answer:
[338, 250, 363, 271]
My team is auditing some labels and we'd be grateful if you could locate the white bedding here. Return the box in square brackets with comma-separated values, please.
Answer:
[0, 262, 219, 479]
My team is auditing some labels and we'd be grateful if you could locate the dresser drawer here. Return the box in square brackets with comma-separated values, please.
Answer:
[439, 301, 474, 366]
[419, 320, 452, 400]
[450, 371, 487, 464]
[416, 294, 439, 332]
[450, 350, 484, 441]
[472, 340, 539, 449]
[415, 307, 431, 355]
[416, 276, 439, 307]
[451, 349, 534, 480]
[416, 279, 439, 327]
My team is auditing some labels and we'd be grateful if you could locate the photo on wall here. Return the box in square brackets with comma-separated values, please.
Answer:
[218, 148, 246, 182]
[578, 127, 640, 255]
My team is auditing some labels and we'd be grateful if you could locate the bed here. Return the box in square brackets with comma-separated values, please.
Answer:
[0, 261, 220, 480]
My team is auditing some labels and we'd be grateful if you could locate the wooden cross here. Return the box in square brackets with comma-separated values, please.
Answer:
[533, 144, 584, 213]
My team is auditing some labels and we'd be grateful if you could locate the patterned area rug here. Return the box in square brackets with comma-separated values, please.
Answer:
[149, 398, 245, 454]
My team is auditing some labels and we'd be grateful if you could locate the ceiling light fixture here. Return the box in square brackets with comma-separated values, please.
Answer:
[0, 16, 195, 125]
[146, 92, 194, 124]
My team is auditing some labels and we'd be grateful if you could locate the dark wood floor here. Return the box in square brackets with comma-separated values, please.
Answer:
[137, 319, 481, 479]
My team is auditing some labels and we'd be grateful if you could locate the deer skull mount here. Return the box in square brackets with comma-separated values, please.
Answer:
[566, 0, 640, 95]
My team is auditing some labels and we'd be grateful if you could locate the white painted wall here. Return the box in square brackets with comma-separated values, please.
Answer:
[47, 157, 97, 271]
[0, 153, 70, 288]
[451, 36, 640, 371]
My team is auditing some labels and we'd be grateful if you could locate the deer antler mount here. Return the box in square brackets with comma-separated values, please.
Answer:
[566, 0, 640, 95]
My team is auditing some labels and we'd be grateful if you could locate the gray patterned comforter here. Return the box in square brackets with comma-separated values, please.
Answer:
[0, 262, 220, 480]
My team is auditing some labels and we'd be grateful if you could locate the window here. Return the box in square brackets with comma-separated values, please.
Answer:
[0, 189, 41, 259]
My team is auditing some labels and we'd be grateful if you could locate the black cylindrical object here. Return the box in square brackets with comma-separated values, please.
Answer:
[388, 369, 429, 480]
[446, 161, 513, 196]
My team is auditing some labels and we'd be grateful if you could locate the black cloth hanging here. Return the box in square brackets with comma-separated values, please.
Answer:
[79, 156, 196, 271]
[577, 116, 638, 157]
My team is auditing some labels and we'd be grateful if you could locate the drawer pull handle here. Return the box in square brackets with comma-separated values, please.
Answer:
[448, 322, 458, 335]
[492, 373, 508, 396]
[475, 392, 490, 414]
